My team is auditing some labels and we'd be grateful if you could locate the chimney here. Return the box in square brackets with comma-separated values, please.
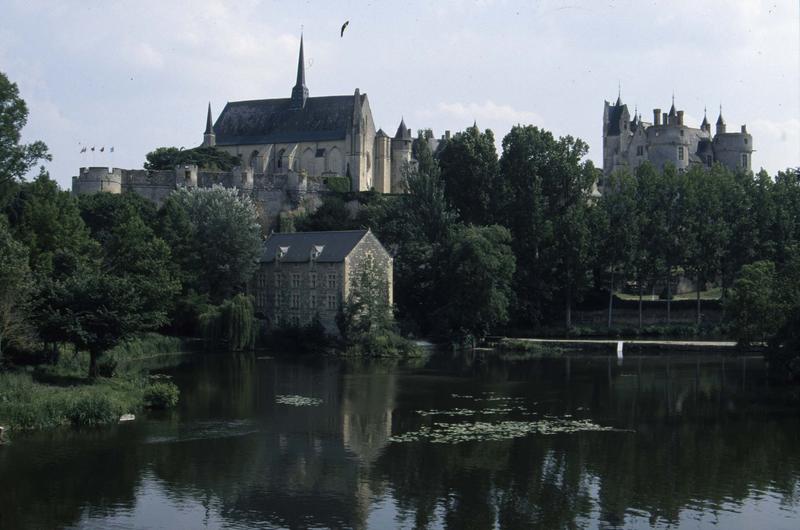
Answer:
[653, 109, 661, 126]
[445, 130, 451, 140]
[662, 112, 668, 125]
[741, 125, 747, 133]
[677, 110, 684, 126]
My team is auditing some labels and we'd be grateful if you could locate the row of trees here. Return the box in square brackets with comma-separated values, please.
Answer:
[0, 70, 263, 375]
[296, 123, 800, 349]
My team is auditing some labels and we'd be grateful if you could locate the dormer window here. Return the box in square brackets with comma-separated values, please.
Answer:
[311, 245, 324, 261]
[276, 246, 289, 266]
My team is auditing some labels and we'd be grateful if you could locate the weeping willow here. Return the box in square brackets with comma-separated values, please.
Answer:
[199, 294, 255, 351]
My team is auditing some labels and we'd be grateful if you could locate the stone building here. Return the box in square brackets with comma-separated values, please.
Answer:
[205, 35, 424, 194]
[254, 229, 392, 335]
[602, 94, 753, 181]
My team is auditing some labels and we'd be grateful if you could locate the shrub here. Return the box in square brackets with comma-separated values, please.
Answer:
[144, 380, 179, 409]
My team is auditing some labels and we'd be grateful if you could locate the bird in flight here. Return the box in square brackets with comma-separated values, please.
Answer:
[340, 20, 349, 37]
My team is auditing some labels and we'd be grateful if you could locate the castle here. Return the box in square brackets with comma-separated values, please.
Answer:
[602, 94, 753, 179]
[72, 36, 451, 225]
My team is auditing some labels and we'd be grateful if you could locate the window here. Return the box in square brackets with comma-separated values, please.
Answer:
[679, 129, 684, 137]
[327, 294, 337, 310]
[310, 294, 317, 309]
[291, 315, 300, 327]
[291, 294, 300, 309]
[706, 155, 713, 166]
[741, 153, 748, 167]
[274, 274, 282, 288]
[678, 147, 684, 161]
[327, 273, 337, 289]
[291, 273, 301, 288]
[744, 138, 748, 145]
[309, 272, 317, 288]
[636, 145, 644, 156]
[274, 293, 281, 307]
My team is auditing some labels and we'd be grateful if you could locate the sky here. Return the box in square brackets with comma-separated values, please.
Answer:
[2, 0, 799, 190]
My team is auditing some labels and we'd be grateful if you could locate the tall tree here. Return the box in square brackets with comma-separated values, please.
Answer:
[144, 146, 241, 171]
[597, 169, 639, 328]
[435, 224, 516, 339]
[438, 124, 502, 225]
[0, 219, 33, 361]
[162, 186, 262, 303]
[5, 170, 98, 279]
[0, 71, 50, 204]
[498, 125, 596, 328]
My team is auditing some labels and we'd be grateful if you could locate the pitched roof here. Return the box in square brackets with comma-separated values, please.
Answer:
[261, 230, 369, 263]
[214, 94, 362, 145]
[606, 102, 628, 135]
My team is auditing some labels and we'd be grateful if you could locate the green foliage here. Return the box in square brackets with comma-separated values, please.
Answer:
[161, 186, 261, 303]
[324, 176, 351, 193]
[338, 255, 416, 356]
[294, 195, 355, 232]
[4, 170, 98, 278]
[143, 380, 180, 409]
[0, 365, 180, 430]
[438, 124, 502, 225]
[0, 219, 34, 361]
[0, 71, 50, 203]
[724, 261, 780, 345]
[199, 294, 256, 351]
[144, 146, 240, 171]
[435, 224, 516, 339]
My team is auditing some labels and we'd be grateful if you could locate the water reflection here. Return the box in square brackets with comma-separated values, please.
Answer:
[1, 354, 798, 529]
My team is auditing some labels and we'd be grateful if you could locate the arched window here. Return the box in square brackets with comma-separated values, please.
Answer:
[327, 147, 342, 174]
[250, 150, 259, 170]
[277, 149, 285, 169]
[301, 148, 315, 174]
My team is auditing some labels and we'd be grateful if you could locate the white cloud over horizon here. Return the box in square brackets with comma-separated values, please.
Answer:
[3, 0, 798, 188]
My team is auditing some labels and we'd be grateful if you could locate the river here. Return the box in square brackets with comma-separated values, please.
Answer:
[1, 352, 798, 529]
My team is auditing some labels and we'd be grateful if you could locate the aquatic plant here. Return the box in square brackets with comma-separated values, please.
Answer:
[275, 395, 323, 407]
[389, 418, 618, 444]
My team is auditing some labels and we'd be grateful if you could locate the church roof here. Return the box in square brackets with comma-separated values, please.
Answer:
[606, 101, 627, 135]
[261, 230, 369, 263]
[214, 94, 364, 145]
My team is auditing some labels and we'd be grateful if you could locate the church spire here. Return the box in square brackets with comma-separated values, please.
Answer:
[203, 102, 216, 147]
[291, 33, 309, 108]
[204, 102, 213, 135]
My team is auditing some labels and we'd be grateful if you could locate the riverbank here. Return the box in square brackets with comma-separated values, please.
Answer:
[0, 334, 188, 433]
[494, 337, 763, 356]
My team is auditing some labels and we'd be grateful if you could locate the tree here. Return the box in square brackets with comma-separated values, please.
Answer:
[44, 272, 170, 377]
[724, 261, 781, 346]
[497, 125, 596, 328]
[438, 124, 502, 225]
[597, 169, 639, 328]
[78, 191, 158, 247]
[0, 220, 33, 362]
[0, 71, 50, 204]
[435, 224, 516, 340]
[5, 170, 98, 279]
[144, 146, 241, 171]
[162, 186, 261, 303]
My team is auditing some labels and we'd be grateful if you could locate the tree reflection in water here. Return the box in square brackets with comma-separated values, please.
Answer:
[1, 353, 798, 529]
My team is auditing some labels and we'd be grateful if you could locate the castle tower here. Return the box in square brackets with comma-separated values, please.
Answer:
[716, 107, 726, 135]
[290, 34, 309, 109]
[390, 118, 413, 193]
[700, 108, 711, 133]
[373, 129, 392, 193]
[202, 103, 216, 147]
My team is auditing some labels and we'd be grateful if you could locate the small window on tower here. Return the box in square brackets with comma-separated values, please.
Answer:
[741, 153, 748, 167]
[637, 146, 644, 156]
[678, 147, 684, 161]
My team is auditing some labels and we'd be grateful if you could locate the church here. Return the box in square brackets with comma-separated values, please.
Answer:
[203, 35, 416, 194]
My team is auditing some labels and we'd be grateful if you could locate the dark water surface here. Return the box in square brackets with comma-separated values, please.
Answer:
[2, 353, 799, 529]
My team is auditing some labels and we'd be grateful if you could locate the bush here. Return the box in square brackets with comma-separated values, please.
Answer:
[144, 380, 179, 409]
[66, 392, 125, 426]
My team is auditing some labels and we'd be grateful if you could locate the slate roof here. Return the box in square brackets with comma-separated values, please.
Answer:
[606, 103, 628, 136]
[214, 95, 363, 146]
[261, 230, 369, 263]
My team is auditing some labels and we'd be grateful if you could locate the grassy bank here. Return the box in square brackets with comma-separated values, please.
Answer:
[0, 334, 184, 433]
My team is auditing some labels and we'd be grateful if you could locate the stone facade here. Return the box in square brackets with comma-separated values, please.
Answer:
[253, 230, 392, 336]
[204, 35, 424, 194]
[602, 95, 753, 182]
